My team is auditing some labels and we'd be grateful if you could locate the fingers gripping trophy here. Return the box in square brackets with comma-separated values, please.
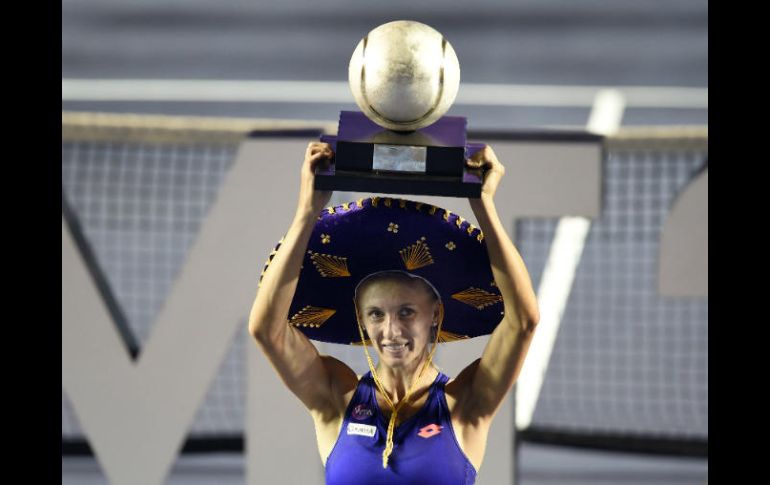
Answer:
[315, 20, 488, 198]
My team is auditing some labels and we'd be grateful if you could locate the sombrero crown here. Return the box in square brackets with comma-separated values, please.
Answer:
[260, 196, 504, 345]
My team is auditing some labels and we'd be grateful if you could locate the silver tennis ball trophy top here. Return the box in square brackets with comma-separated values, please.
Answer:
[315, 20, 485, 198]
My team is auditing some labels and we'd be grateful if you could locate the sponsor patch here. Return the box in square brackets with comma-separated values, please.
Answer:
[417, 423, 443, 439]
[352, 404, 373, 420]
[347, 423, 377, 438]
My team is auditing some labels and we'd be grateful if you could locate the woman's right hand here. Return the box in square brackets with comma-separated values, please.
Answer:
[298, 141, 334, 215]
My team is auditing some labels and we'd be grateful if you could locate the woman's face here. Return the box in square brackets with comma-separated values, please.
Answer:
[357, 279, 438, 369]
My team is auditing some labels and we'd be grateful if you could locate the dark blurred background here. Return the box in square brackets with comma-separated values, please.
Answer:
[62, 0, 707, 129]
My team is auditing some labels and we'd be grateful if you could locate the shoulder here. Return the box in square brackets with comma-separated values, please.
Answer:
[318, 355, 360, 418]
[443, 359, 491, 425]
[320, 355, 359, 393]
[443, 358, 479, 400]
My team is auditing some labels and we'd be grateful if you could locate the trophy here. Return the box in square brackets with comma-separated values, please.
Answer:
[315, 20, 485, 198]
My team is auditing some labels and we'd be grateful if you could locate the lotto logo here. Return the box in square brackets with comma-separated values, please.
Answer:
[418, 423, 443, 438]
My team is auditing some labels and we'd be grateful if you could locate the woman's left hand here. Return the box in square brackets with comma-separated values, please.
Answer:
[466, 145, 505, 200]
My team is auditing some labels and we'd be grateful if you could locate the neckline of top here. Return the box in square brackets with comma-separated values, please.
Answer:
[366, 370, 444, 432]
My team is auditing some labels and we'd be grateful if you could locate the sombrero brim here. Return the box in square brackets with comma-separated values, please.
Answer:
[261, 196, 504, 345]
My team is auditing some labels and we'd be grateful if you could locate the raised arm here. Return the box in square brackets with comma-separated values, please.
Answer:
[248, 142, 357, 420]
[457, 146, 541, 421]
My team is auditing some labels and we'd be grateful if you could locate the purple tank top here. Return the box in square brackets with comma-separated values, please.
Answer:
[325, 371, 477, 485]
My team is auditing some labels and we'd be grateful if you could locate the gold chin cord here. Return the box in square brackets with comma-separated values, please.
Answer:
[353, 299, 445, 469]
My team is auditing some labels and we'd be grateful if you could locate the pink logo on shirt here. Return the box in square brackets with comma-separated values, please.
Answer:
[418, 423, 443, 438]
[352, 404, 373, 420]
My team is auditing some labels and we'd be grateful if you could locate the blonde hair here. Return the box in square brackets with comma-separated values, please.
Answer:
[354, 270, 440, 308]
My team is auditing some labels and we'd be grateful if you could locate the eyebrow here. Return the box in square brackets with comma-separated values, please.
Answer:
[364, 303, 417, 311]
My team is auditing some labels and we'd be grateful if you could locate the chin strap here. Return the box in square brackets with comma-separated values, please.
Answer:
[353, 300, 445, 469]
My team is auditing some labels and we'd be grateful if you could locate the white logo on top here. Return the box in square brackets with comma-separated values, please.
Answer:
[347, 423, 377, 437]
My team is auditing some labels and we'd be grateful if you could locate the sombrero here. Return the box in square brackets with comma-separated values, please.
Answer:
[260, 195, 505, 345]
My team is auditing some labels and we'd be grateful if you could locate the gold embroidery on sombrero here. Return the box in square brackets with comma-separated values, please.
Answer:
[399, 199, 407, 209]
[428, 205, 438, 215]
[443, 209, 452, 221]
[341, 202, 351, 211]
[258, 267, 268, 288]
[356, 197, 364, 209]
[307, 250, 351, 277]
[477, 231, 485, 242]
[437, 330, 470, 343]
[415, 202, 424, 211]
[467, 224, 476, 235]
[261, 247, 279, 274]
[383, 197, 392, 207]
[455, 216, 465, 228]
[320, 234, 331, 244]
[451, 287, 503, 309]
[371, 196, 380, 207]
[288, 305, 336, 328]
[387, 222, 399, 233]
[399, 237, 434, 270]
[445, 241, 456, 251]
[258, 239, 284, 288]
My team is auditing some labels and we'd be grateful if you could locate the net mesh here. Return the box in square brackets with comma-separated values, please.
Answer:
[61, 112, 707, 446]
[61, 137, 245, 437]
[518, 135, 707, 440]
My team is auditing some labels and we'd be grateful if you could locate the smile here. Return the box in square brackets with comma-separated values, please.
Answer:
[383, 343, 408, 352]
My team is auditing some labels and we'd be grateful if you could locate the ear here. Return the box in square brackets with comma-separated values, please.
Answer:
[432, 303, 441, 325]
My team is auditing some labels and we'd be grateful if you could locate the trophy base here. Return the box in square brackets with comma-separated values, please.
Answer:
[316, 112, 484, 197]
[314, 131, 484, 199]
[314, 163, 483, 198]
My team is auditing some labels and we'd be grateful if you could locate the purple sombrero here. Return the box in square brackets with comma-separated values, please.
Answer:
[260, 196, 504, 345]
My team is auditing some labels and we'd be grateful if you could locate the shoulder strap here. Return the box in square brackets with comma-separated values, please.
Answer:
[437, 371, 450, 386]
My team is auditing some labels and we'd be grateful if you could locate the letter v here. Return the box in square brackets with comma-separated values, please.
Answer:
[62, 142, 272, 485]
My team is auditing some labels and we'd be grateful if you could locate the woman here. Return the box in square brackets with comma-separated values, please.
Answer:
[249, 142, 540, 484]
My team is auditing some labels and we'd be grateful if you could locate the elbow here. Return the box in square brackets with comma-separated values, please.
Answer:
[503, 315, 538, 334]
[248, 302, 271, 340]
[247, 306, 261, 338]
[248, 317, 270, 342]
[514, 312, 539, 334]
[247, 319, 260, 339]
[247, 321, 263, 342]
[523, 301, 540, 333]
[249, 296, 289, 344]
[248, 317, 285, 345]
[522, 315, 539, 333]
[506, 305, 540, 334]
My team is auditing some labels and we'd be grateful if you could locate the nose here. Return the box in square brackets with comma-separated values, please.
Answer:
[383, 313, 403, 339]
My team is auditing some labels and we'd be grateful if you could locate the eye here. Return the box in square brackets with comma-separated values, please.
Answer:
[399, 308, 415, 317]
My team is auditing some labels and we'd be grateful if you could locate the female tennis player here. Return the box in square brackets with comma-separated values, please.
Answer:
[249, 142, 539, 484]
